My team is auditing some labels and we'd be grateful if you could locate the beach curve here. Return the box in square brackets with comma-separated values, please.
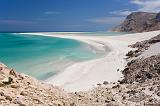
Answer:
[21, 30, 160, 92]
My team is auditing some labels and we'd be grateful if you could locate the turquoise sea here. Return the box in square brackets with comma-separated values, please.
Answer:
[0, 32, 126, 80]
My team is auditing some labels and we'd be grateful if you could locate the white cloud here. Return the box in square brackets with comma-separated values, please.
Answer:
[131, 0, 160, 12]
[110, 10, 135, 16]
[44, 11, 60, 15]
[110, 0, 160, 17]
[87, 17, 125, 25]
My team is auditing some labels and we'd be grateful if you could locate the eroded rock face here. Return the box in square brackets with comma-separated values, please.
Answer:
[122, 55, 160, 83]
[122, 34, 160, 84]
[126, 34, 160, 59]
[112, 12, 160, 32]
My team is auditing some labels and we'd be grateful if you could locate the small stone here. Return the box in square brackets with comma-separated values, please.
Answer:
[126, 90, 137, 95]
[149, 99, 153, 102]
[118, 80, 121, 82]
[122, 96, 126, 100]
[2, 77, 13, 85]
[18, 74, 24, 80]
[105, 100, 110, 103]
[11, 84, 20, 88]
[0, 67, 2, 71]
[70, 103, 76, 106]
[103, 81, 109, 85]
[53, 101, 63, 106]
[0, 96, 5, 100]
[157, 92, 160, 96]
[97, 83, 101, 86]
[0, 92, 4, 96]
[141, 88, 145, 90]
[111, 98, 115, 101]
[19, 104, 27, 106]
[20, 91, 27, 96]
[33, 98, 42, 103]
[0, 82, 4, 87]
[112, 84, 120, 89]
[149, 87, 154, 91]
[152, 82, 156, 85]
[4, 94, 12, 101]
[48, 103, 53, 106]
[9, 69, 17, 77]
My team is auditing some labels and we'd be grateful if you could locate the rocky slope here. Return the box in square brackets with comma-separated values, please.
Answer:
[0, 64, 75, 106]
[1, 62, 160, 106]
[112, 12, 160, 32]
[0, 34, 160, 105]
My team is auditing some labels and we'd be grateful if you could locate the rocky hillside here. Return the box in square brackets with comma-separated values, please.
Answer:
[112, 12, 160, 32]
[0, 34, 160, 105]
[0, 64, 75, 106]
[1, 63, 160, 106]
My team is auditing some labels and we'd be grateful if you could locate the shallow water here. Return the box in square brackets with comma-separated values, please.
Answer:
[0, 32, 126, 80]
[0, 33, 105, 80]
[48, 31, 129, 36]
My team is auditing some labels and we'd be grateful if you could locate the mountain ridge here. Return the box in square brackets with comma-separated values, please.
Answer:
[112, 12, 160, 32]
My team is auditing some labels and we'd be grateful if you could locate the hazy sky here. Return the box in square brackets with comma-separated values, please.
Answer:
[0, 0, 160, 32]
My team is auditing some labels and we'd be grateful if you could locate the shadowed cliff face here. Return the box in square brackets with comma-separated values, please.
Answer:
[112, 12, 160, 32]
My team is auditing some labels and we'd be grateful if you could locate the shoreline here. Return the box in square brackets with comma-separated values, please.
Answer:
[21, 30, 160, 92]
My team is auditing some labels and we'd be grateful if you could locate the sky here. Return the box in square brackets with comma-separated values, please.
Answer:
[0, 0, 160, 32]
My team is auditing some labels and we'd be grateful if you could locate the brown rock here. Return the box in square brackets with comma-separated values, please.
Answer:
[4, 94, 12, 101]
[149, 87, 154, 91]
[9, 69, 17, 77]
[0, 96, 5, 100]
[112, 84, 120, 89]
[19, 104, 27, 106]
[97, 83, 101, 86]
[105, 99, 110, 103]
[103, 81, 109, 85]
[157, 92, 160, 96]
[20, 91, 27, 96]
[11, 84, 20, 88]
[2, 77, 13, 85]
[52, 101, 63, 106]
[70, 103, 76, 106]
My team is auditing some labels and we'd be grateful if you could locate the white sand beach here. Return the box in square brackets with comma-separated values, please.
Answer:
[25, 30, 160, 92]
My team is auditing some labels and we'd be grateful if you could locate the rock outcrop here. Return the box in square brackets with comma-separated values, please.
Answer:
[1, 62, 160, 105]
[0, 64, 74, 106]
[122, 34, 160, 83]
[112, 12, 160, 32]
